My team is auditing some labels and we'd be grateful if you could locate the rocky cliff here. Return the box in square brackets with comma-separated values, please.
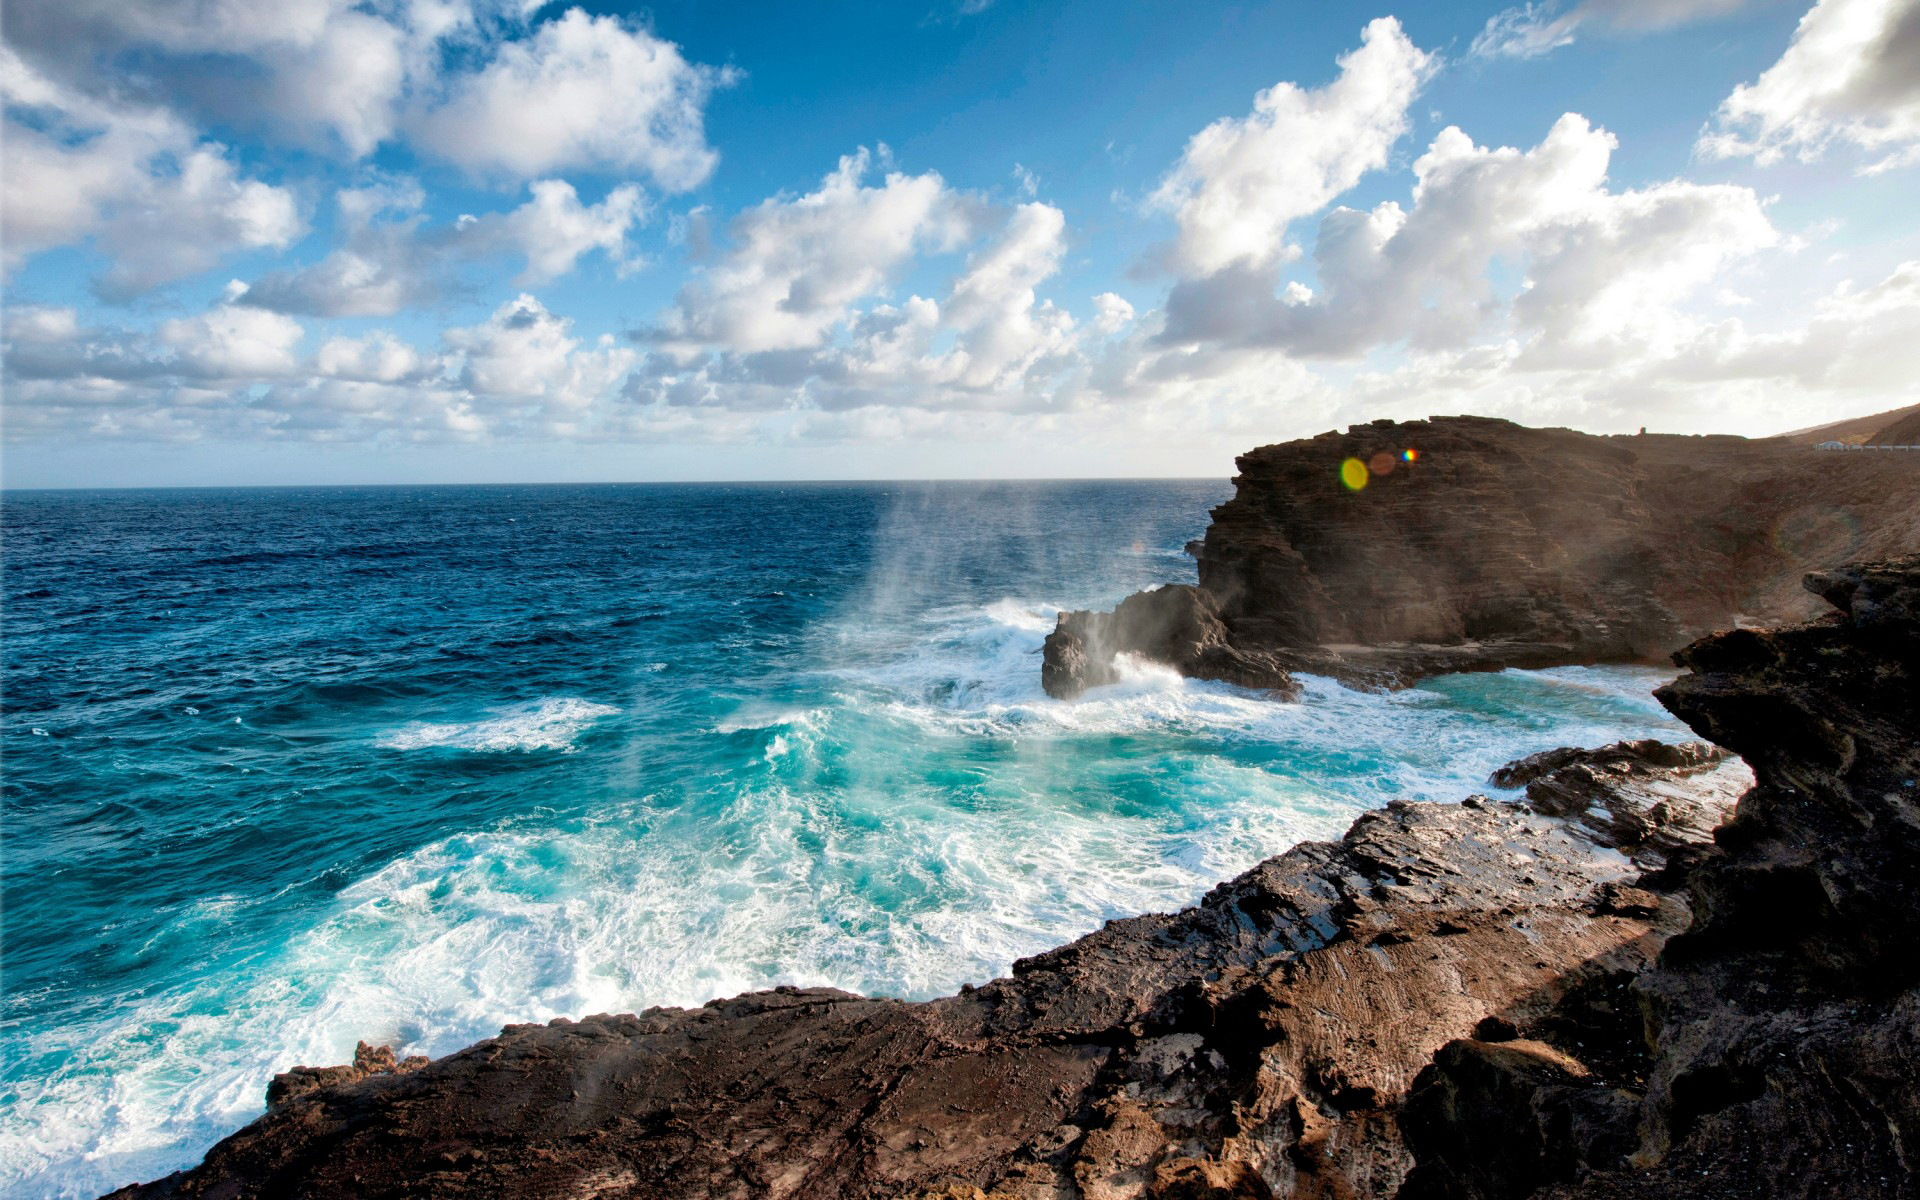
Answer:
[102, 557, 1919, 1200]
[1399, 554, 1920, 1199]
[1043, 417, 1919, 698]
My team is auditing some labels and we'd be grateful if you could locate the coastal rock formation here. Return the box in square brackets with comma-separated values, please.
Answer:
[1399, 555, 1920, 1198]
[264, 1041, 430, 1109]
[1041, 585, 1300, 699]
[1043, 416, 1920, 698]
[103, 559, 1920, 1200]
[104, 744, 1750, 1199]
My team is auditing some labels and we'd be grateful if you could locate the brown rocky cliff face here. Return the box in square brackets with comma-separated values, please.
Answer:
[1044, 417, 1920, 698]
[100, 739, 1750, 1200]
[1399, 555, 1920, 1200]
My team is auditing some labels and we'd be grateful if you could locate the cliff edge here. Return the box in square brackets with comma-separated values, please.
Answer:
[1043, 416, 1919, 698]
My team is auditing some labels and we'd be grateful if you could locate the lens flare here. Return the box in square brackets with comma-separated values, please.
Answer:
[1368, 451, 1396, 476]
[1403, 448, 1418, 463]
[1340, 458, 1369, 490]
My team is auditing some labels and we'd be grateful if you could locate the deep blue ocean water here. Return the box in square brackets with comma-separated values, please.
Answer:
[1, 482, 1694, 1197]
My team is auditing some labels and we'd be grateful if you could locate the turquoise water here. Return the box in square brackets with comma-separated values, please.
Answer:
[0, 482, 1691, 1197]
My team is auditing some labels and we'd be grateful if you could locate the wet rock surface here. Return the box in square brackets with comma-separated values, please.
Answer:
[103, 742, 1749, 1199]
[1043, 417, 1920, 698]
[1399, 555, 1920, 1199]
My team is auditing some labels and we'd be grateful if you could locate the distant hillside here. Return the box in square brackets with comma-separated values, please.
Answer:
[1872, 408, 1920, 445]
[1783, 401, 1920, 445]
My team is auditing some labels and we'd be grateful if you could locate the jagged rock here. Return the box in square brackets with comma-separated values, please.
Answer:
[1044, 417, 1920, 697]
[1486, 739, 1750, 867]
[1042, 585, 1298, 700]
[1400, 555, 1920, 1200]
[99, 742, 1746, 1200]
[263, 1040, 428, 1108]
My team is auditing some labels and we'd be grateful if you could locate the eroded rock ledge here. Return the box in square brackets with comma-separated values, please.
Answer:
[1398, 554, 1920, 1200]
[1043, 417, 1920, 698]
[103, 557, 1918, 1200]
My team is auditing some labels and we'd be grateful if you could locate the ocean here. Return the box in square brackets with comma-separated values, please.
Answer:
[0, 481, 1694, 1198]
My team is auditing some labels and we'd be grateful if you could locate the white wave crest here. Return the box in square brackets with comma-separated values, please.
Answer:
[377, 697, 619, 753]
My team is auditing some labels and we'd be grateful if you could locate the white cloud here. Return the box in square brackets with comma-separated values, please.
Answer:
[1148, 17, 1434, 275]
[1157, 114, 1779, 363]
[1092, 292, 1136, 335]
[241, 177, 647, 317]
[0, 1, 617, 161]
[314, 331, 434, 383]
[157, 303, 307, 379]
[410, 8, 731, 187]
[2, 292, 646, 444]
[1471, 0, 1752, 60]
[446, 295, 637, 422]
[938, 202, 1075, 389]
[657, 148, 979, 355]
[2, 0, 407, 156]
[0, 49, 303, 293]
[634, 158, 1081, 416]
[1699, 0, 1920, 172]
[488, 180, 649, 284]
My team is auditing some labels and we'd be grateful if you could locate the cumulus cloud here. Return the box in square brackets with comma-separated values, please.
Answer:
[1158, 114, 1778, 363]
[240, 178, 647, 317]
[1, 3, 724, 290]
[1149, 17, 1434, 275]
[1471, 0, 1752, 60]
[2, 293, 642, 444]
[633, 169, 1078, 416]
[447, 294, 638, 422]
[410, 8, 732, 187]
[1, 0, 409, 156]
[655, 148, 980, 355]
[1699, 0, 1920, 173]
[0, 49, 303, 294]
[1092, 293, 1136, 335]
[1, 1, 701, 168]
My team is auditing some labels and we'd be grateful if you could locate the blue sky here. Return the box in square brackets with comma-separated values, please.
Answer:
[4, 0, 1918, 486]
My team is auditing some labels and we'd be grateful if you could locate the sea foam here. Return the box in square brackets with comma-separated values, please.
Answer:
[377, 697, 619, 753]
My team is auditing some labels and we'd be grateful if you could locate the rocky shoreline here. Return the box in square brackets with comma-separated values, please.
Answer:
[1043, 417, 1920, 699]
[104, 556, 1920, 1198]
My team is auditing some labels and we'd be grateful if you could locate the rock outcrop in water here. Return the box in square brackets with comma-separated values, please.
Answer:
[103, 557, 1919, 1200]
[1043, 416, 1920, 698]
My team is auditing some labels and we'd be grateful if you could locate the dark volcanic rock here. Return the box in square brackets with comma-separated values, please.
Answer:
[1043, 416, 1920, 698]
[264, 1041, 429, 1109]
[1486, 740, 1743, 869]
[1399, 555, 1920, 1200]
[100, 745, 1749, 1200]
[1042, 585, 1299, 699]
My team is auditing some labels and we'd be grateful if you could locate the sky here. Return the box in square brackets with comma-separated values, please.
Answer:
[3, 0, 1919, 487]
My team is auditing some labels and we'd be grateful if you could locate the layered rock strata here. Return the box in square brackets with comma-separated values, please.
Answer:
[1399, 555, 1920, 1199]
[1043, 417, 1920, 698]
[106, 739, 1749, 1200]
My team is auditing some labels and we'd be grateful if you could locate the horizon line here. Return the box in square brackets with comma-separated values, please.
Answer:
[1, 474, 1236, 495]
